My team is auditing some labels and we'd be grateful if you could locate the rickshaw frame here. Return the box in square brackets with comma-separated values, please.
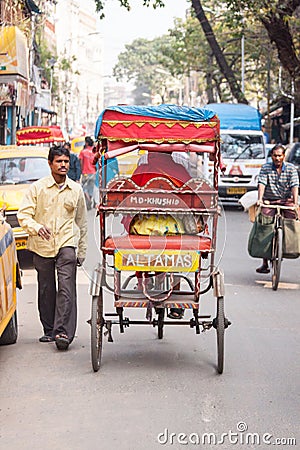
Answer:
[89, 105, 231, 374]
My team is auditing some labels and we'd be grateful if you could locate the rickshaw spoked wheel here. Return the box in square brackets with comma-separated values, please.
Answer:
[91, 290, 103, 372]
[216, 296, 225, 374]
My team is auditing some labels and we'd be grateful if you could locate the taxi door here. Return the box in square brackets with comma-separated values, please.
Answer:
[0, 212, 21, 345]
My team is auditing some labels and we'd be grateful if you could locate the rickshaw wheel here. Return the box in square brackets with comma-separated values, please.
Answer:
[272, 227, 283, 291]
[216, 296, 225, 374]
[91, 291, 103, 372]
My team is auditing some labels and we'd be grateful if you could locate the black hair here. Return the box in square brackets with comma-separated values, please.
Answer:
[48, 144, 70, 162]
[270, 143, 286, 155]
[85, 136, 94, 147]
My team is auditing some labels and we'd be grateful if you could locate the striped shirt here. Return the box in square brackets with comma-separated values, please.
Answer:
[258, 161, 299, 200]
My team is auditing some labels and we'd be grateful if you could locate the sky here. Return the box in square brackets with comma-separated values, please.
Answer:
[97, 0, 190, 76]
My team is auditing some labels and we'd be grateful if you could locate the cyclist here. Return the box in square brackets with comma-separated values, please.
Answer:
[256, 143, 299, 273]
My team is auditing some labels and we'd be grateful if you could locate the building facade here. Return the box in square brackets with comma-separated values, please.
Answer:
[0, 1, 34, 144]
[55, 0, 104, 138]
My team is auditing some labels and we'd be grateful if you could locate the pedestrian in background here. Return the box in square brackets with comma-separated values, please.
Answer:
[79, 136, 96, 209]
[64, 142, 81, 182]
[262, 125, 270, 144]
[17, 145, 88, 351]
[92, 148, 119, 206]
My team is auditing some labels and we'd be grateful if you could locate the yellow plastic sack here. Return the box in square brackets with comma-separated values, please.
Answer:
[130, 214, 185, 236]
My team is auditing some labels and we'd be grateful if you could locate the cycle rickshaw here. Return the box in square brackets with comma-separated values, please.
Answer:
[89, 104, 231, 374]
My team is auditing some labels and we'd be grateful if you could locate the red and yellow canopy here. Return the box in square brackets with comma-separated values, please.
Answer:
[16, 126, 65, 145]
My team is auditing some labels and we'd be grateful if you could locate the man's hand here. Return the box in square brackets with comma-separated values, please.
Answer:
[92, 151, 100, 165]
[38, 225, 52, 240]
[291, 203, 299, 218]
[76, 257, 85, 266]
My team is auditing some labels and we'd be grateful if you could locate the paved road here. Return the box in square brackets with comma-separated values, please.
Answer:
[0, 207, 299, 450]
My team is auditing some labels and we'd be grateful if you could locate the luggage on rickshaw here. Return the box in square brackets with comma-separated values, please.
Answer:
[89, 104, 231, 374]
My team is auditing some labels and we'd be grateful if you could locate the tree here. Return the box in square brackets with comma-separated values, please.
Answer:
[113, 13, 276, 106]
[94, 0, 247, 103]
[191, 0, 247, 103]
[94, 0, 300, 108]
[113, 35, 184, 103]
[225, 0, 300, 104]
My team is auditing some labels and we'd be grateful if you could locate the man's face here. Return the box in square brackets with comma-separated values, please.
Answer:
[271, 149, 285, 168]
[49, 154, 70, 177]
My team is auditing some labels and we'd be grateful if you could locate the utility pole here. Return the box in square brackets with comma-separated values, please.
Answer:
[11, 83, 17, 145]
[241, 34, 245, 93]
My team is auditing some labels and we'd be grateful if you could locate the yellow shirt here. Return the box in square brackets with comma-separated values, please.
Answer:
[17, 175, 88, 258]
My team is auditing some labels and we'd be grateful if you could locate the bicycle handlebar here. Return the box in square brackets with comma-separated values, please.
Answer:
[260, 203, 299, 220]
[260, 203, 298, 211]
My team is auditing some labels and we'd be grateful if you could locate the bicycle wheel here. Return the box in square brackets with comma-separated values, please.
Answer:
[272, 227, 283, 291]
[216, 296, 225, 374]
[91, 291, 103, 372]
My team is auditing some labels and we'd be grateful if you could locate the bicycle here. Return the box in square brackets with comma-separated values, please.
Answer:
[261, 203, 298, 291]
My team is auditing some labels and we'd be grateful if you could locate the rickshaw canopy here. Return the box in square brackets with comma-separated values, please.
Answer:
[95, 104, 220, 159]
[16, 125, 65, 145]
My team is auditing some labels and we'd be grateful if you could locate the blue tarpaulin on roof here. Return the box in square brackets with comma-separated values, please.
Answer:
[94, 104, 216, 138]
[207, 103, 262, 131]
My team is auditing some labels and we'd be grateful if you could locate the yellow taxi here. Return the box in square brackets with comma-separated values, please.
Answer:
[0, 145, 50, 251]
[0, 209, 22, 345]
[71, 136, 85, 154]
[117, 150, 146, 175]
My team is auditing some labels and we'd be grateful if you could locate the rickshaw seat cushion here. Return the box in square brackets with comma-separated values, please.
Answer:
[102, 234, 211, 254]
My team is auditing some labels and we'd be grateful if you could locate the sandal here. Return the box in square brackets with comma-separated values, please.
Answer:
[256, 265, 270, 274]
[168, 308, 184, 319]
[55, 334, 69, 351]
[39, 335, 54, 343]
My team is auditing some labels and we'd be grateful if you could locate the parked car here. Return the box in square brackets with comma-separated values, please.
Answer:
[0, 209, 22, 345]
[286, 142, 300, 185]
[0, 145, 50, 252]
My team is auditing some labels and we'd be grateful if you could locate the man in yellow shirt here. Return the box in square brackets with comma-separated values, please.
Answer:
[18, 145, 88, 350]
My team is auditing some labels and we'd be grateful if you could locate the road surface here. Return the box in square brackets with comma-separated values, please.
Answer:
[0, 207, 299, 449]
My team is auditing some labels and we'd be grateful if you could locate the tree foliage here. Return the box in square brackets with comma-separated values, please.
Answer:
[113, 35, 181, 102]
[94, 0, 300, 107]
[93, 0, 165, 18]
[112, 9, 278, 106]
[224, 0, 300, 103]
